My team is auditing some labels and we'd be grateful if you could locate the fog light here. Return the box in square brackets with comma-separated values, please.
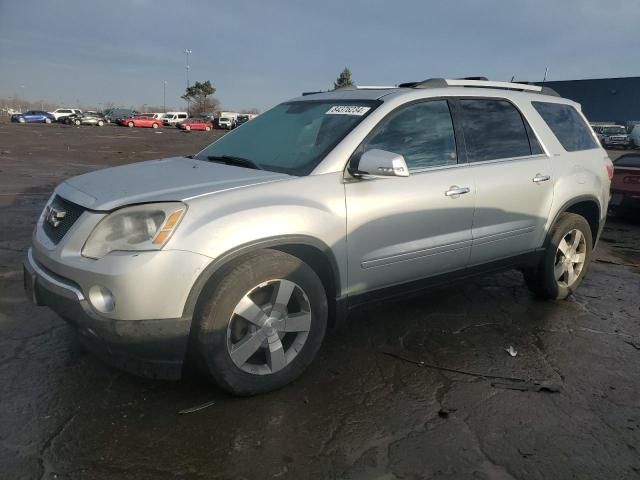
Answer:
[89, 285, 115, 313]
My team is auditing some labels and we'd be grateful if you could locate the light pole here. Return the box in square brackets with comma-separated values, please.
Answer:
[163, 81, 167, 113]
[184, 49, 192, 114]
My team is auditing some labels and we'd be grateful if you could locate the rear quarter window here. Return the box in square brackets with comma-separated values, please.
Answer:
[532, 101, 598, 152]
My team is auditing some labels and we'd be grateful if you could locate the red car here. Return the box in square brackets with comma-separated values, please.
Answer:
[610, 153, 640, 215]
[177, 118, 212, 131]
[120, 115, 163, 129]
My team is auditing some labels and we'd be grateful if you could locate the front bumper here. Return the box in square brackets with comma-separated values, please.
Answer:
[24, 248, 196, 379]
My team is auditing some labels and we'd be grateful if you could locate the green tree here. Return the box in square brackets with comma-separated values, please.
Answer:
[334, 67, 354, 89]
[181, 80, 217, 115]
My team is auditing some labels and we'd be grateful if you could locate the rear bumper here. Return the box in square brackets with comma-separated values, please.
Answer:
[24, 249, 191, 379]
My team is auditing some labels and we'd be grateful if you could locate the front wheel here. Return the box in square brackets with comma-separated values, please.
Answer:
[44, 118, 52, 124]
[196, 250, 328, 395]
[74, 119, 81, 126]
[127, 121, 134, 128]
[97, 120, 104, 127]
[524, 213, 593, 300]
[152, 123, 158, 129]
[205, 126, 211, 131]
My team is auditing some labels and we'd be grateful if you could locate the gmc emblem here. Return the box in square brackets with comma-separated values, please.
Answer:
[45, 205, 67, 228]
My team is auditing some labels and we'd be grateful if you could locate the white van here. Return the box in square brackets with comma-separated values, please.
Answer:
[162, 112, 188, 126]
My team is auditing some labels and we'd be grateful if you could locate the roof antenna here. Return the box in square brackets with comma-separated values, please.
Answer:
[542, 67, 549, 85]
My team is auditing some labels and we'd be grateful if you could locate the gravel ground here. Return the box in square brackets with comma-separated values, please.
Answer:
[1, 120, 639, 480]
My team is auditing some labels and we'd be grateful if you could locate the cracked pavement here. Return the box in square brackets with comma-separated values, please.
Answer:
[1, 122, 639, 479]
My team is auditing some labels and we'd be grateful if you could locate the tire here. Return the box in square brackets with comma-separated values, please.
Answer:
[205, 126, 211, 131]
[97, 120, 104, 127]
[18, 117, 25, 124]
[185, 125, 191, 131]
[152, 123, 158, 129]
[524, 212, 593, 300]
[74, 119, 81, 126]
[128, 121, 134, 128]
[44, 118, 52, 124]
[196, 249, 328, 395]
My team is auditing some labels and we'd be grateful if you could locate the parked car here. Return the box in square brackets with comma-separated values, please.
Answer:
[162, 112, 188, 126]
[600, 125, 633, 149]
[104, 108, 139, 124]
[177, 118, 212, 131]
[121, 114, 163, 129]
[50, 108, 82, 121]
[218, 116, 235, 129]
[11, 110, 56, 124]
[234, 114, 250, 128]
[24, 78, 611, 395]
[69, 112, 107, 127]
[609, 153, 640, 215]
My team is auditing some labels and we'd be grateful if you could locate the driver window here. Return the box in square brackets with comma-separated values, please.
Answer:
[363, 100, 457, 170]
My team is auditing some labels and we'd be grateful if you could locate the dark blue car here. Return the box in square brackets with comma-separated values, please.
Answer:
[11, 110, 56, 124]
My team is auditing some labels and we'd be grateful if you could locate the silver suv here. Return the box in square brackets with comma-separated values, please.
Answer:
[24, 78, 612, 395]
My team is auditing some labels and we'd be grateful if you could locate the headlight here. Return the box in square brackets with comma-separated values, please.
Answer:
[82, 202, 186, 259]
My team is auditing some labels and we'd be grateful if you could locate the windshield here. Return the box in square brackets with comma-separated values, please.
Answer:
[197, 100, 378, 175]
[603, 126, 626, 135]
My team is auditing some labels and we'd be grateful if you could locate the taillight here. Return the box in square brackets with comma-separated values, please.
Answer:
[605, 159, 614, 181]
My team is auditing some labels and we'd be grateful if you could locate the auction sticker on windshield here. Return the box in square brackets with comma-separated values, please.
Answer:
[326, 105, 371, 116]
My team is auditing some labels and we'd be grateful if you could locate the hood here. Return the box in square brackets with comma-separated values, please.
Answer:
[56, 157, 289, 211]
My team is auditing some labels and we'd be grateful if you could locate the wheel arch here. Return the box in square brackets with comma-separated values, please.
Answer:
[181, 235, 342, 326]
[549, 195, 601, 245]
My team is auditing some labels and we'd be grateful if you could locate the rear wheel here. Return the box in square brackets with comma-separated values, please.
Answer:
[44, 118, 52, 124]
[196, 250, 328, 395]
[97, 120, 104, 127]
[74, 119, 81, 126]
[185, 125, 191, 131]
[205, 126, 211, 131]
[152, 123, 159, 129]
[128, 121, 134, 128]
[18, 117, 25, 123]
[524, 213, 593, 300]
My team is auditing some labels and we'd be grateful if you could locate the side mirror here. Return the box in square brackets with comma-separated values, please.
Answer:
[350, 149, 409, 178]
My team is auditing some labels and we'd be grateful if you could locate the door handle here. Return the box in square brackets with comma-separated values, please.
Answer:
[532, 174, 551, 183]
[445, 186, 471, 197]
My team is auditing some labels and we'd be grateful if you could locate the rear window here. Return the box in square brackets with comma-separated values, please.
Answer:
[457, 99, 534, 162]
[614, 154, 640, 169]
[532, 102, 598, 152]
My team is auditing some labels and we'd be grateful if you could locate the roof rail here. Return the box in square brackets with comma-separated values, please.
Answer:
[400, 78, 560, 96]
[336, 85, 398, 90]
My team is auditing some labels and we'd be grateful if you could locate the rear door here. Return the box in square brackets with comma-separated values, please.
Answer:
[345, 99, 475, 296]
[452, 98, 554, 266]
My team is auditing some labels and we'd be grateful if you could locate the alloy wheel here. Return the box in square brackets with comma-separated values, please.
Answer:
[226, 279, 312, 375]
[554, 229, 587, 288]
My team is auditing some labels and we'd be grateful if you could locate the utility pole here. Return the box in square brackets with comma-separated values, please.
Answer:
[184, 49, 192, 114]
[163, 81, 167, 113]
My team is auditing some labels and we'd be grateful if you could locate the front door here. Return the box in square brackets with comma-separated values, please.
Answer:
[345, 99, 475, 296]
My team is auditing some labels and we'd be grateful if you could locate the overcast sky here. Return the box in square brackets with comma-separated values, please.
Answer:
[0, 0, 638, 112]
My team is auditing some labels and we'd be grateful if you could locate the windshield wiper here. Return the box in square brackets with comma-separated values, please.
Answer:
[207, 155, 264, 170]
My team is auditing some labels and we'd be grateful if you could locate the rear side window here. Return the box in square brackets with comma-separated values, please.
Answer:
[457, 99, 533, 162]
[532, 102, 598, 152]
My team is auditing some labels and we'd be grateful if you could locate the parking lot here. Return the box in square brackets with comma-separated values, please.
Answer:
[1, 121, 639, 479]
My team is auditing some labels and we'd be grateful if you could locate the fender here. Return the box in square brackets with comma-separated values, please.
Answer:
[546, 194, 602, 247]
[180, 235, 342, 321]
